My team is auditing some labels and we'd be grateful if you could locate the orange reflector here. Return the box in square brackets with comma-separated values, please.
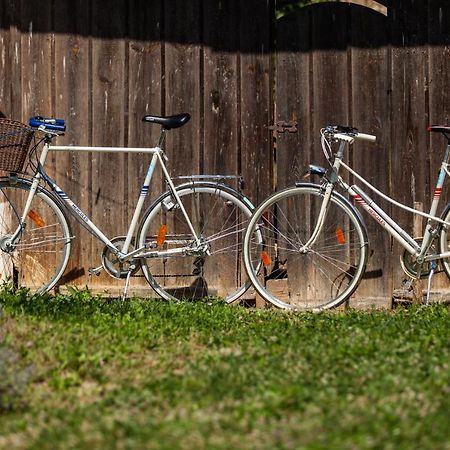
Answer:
[336, 228, 346, 244]
[156, 224, 167, 246]
[260, 251, 272, 266]
[28, 209, 45, 227]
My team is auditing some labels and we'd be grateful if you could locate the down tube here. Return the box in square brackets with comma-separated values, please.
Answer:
[44, 177, 116, 251]
[349, 185, 420, 255]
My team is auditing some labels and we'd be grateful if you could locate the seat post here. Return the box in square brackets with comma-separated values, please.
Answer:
[158, 128, 167, 148]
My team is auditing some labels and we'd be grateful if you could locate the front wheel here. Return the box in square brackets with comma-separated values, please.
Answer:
[0, 178, 72, 293]
[243, 183, 368, 311]
[137, 182, 262, 302]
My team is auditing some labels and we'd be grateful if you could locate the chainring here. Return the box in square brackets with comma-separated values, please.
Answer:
[400, 237, 437, 279]
[101, 236, 139, 279]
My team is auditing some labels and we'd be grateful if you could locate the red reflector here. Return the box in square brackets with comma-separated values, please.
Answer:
[260, 251, 272, 266]
[336, 228, 346, 244]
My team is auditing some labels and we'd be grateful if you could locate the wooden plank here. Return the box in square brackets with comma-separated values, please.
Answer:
[428, 0, 450, 290]
[53, 0, 91, 288]
[0, 1, 13, 118]
[239, 0, 273, 206]
[20, 0, 53, 119]
[304, 3, 351, 307]
[163, 0, 201, 178]
[349, 5, 392, 303]
[202, 0, 241, 295]
[151, 1, 203, 298]
[126, 1, 163, 291]
[89, 0, 127, 292]
[202, 0, 239, 178]
[275, 7, 312, 191]
[18, 0, 60, 288]
[389, 0, 430, 291]
[239, 0, 273, 304]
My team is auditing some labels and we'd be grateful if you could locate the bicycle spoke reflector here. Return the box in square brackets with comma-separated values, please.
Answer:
[28, 209, 45, 227]
[335, 228, 346, 244]
[156, 224, 167, 247]
[260, 251, 272, 266]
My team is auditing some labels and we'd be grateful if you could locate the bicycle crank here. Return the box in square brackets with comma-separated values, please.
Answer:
[101, 236, 139, 279]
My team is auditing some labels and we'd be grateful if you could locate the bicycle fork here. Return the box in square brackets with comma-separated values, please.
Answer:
[299, 182, 335, 252]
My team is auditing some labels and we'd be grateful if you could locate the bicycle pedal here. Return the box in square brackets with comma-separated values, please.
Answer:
[88, 266, 103, 276]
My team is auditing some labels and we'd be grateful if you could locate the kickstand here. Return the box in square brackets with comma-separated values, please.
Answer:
[121, 265, 135, 300]
[426, 261, 438, 304]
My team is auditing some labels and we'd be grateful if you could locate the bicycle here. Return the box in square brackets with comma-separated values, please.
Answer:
[243, 124, 450, 311]
[0, 114, 262, 301]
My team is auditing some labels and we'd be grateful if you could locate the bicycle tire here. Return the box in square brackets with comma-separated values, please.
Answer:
[137, 182, 262, 302]
[439, 202, 450, 279]
[243, 183, 369, 311]
[0, 178, 72, 293]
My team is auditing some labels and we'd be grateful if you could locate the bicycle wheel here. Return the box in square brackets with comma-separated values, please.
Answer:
[0, 178, 72, 293]
[137, 182, 262, 302]
[439, 202, 450, 279]
[243, 183, 368, 311]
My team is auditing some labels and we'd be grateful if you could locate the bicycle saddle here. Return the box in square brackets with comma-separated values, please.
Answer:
[428, 125, 450, 133]
[142, 113, 190, 130]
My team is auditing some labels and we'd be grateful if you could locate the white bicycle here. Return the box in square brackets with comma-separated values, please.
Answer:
[243, 124, 450, 311]
[0, 114, 262, 301]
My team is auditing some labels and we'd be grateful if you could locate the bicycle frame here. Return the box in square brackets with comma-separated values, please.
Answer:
[321, 139, 450, 264]
[13, 139, 202, 263]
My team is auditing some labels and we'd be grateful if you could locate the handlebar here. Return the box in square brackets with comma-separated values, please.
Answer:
[29, 116, 66, 133]
[325, 126, 376, 143]
[321, 125, 377, 162]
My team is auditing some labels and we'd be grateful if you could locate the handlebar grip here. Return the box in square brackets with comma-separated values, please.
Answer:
[355, 132, 376, 142]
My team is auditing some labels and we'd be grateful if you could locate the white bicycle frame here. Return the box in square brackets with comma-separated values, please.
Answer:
[315, 135, 450, 264]
[13, 139, 202, 264]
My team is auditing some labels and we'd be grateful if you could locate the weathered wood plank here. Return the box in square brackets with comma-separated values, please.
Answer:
[202, 0, 250, 298]
[202, 0, 241, 294]
[349, 5, 392, 304]
[20, 0, 53, 119]
[163, 0, 201, 178]
[0, 1, 16, 119]
[428, 0, 450, 290]
[18, 0, 61, 287]
[126, 0, 163, 291]
[306, 3, 351, 306]
[389, 0, 430, 291]
[239, 0, 273, 206]
[275, 7, 312, 191]
[202, 0, 239, 178]
[89, 0, 127, 292]
[53, 0, 91, 288]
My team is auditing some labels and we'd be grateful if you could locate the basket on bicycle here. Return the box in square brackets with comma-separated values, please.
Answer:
[0, 118, 34, 172]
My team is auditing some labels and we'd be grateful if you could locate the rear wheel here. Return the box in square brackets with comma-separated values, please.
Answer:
[0, 178, 72, 293]
[243, 184, 368, 311]
[439, 203, 450, 279]
[137, 182, 262, 302]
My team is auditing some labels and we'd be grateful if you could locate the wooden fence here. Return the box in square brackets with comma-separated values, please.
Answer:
[0, 0, 449, 305]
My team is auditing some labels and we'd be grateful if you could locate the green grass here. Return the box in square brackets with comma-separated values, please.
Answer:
[0, 289, 449, 450]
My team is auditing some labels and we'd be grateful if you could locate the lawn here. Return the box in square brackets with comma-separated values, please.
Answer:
[0, 289, 449, 450]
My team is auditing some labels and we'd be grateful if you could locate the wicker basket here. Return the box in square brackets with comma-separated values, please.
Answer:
[0, 118, 34, 172]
